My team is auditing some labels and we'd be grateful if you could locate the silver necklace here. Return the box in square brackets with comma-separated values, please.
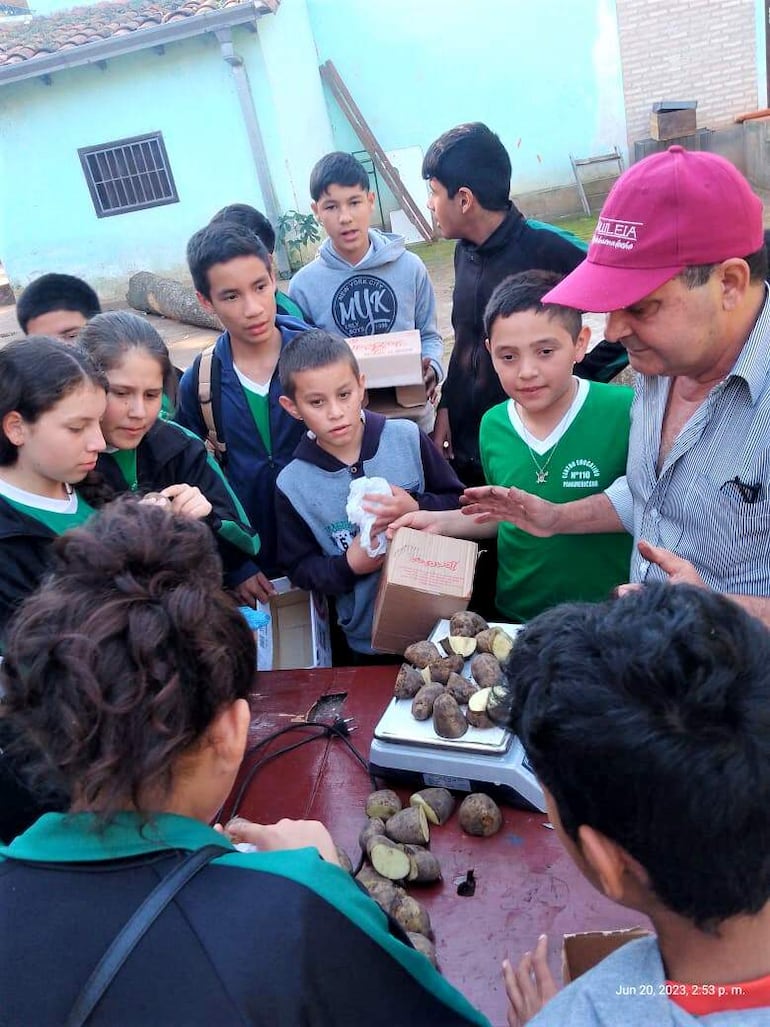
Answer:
[517, 381, 576, 485]
[521, 430, 560, 484]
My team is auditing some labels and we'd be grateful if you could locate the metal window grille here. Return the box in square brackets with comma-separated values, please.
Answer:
[78, 132, 179, 218]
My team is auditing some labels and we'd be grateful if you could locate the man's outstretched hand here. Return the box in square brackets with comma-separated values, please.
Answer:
[461, 485, 560, 537]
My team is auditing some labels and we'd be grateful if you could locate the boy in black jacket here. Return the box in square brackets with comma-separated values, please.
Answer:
[422, 122, 627, 487]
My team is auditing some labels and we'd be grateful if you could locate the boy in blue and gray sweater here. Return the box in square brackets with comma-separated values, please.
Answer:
[288, 152, 444, 422]
[275, 330, 463, 663]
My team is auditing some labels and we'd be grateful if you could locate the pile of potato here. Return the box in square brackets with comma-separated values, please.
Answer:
[349, 786, 503, 967]
[394, 611, 515, 738]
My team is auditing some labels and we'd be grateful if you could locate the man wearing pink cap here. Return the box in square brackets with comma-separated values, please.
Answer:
[462, 146, 770, 623]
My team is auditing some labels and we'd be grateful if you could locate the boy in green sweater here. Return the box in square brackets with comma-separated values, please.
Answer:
[391, 270, 632, 621]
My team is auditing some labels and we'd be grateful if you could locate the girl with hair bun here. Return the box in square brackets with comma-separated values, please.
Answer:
[79, 311, 265, 601]
[0, 335, 107, 637]
[0, 498, 485, 1027]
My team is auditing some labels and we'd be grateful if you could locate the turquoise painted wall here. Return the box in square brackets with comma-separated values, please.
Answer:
[1, 35, 266, 294]
[305, 0, 627, 199]
[0, 0, 627, 293]
[0, 6, 333, 296]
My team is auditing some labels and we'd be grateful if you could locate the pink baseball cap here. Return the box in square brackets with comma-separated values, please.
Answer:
[543, 146, 765, 312]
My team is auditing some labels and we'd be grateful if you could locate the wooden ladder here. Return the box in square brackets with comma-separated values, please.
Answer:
[569, 147, 624, 215]
[319, 60, 434, 242]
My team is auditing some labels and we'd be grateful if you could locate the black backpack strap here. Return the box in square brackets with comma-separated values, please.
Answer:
[65, 844, 228, 1027]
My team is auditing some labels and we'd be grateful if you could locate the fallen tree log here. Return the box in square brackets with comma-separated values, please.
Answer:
[127, 271, 221, 331]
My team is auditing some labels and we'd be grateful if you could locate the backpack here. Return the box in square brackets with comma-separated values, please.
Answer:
[195, 345, 227, 465]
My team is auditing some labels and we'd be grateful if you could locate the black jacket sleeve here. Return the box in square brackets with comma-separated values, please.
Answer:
[275, 488, 359, 596]
[413, 431, 465, 510]
[162, 434, 261, 586]
[0, 536, 53, 645]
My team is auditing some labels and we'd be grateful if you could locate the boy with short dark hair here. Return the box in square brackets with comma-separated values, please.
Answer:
[175, 222, 313, 603]
[422, 122, 627, 486]
[275, 329, 463, 662]
[391, 270, 632, 621]
[209, 203, 308, 321]
[288, 152, 444, 412]
[16, 272, 101, 339]
[502, 583, 770, 1026]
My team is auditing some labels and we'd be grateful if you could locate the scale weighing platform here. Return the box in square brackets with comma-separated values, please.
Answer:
[369, 620, 545, 812]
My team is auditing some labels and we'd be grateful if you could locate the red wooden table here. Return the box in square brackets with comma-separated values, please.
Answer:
[226, 666, 649, 1027]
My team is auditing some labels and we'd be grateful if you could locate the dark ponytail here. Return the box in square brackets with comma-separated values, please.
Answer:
[0, 496, 255, 822]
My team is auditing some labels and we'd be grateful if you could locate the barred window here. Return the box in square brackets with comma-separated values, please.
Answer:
[78, 132, 179, 218]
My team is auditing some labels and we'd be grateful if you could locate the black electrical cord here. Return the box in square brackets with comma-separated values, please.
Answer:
[222, 717, 376, 824]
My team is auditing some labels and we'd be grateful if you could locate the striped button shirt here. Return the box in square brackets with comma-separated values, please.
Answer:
[606, 287, 770, 594]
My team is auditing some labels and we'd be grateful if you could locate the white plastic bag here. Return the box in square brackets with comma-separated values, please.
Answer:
[346, 476, 392, 558]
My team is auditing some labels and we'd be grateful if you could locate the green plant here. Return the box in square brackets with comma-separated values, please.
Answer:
[276, 210, 321, 270]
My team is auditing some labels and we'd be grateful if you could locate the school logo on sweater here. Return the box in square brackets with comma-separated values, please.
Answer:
[562, 459, 600, 489]
[332, 276, 397, 336]
[326, 518, 356, 552]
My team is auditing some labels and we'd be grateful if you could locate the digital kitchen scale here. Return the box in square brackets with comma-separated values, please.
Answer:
[368, 620, 545, 812]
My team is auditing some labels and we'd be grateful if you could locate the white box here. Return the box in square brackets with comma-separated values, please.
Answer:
[257, 577, 332, 670]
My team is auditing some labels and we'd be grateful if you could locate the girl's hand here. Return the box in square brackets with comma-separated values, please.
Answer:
[220, 816, 341, 865]
[363, 485, 418, 536]
[235, 572, 276, 606]
[159, 483, 212, 520]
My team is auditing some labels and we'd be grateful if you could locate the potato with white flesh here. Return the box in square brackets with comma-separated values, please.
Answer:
[408, 932, 439, 967]
[365, 789, 402, 821]
[449, 611, 488, 637]
[367, 835, 412, 880]
[428, 654, 465, 684]
[390, 891, 433, 937]
[403, 640, 442, 668]
[411, 682, 445, 721]
[458, 793, 503, 837]
[432, 692, 468, 739]
[355, 863, 400, 893]
[470, 653, 503, 688]
[410, 787, 455, 826]
[394, 663, 424, 699]
[403, 844, 442, 883]
[385, 805, 430, 845]
[475, 626, 515, 662]
[467, 686, 491, 712]
[446, 635, 477, 657]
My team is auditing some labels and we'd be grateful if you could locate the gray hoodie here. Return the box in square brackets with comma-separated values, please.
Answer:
[529, 937, 770, 1025]
[288, 229, 444, 379]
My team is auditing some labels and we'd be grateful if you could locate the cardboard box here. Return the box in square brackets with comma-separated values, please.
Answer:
[371, 528, 478, 654]
[347, 329, 431, 423]
[650, 101, 697, 141]
[562, 928, 652, 983]
[257, 577, 332, 670]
